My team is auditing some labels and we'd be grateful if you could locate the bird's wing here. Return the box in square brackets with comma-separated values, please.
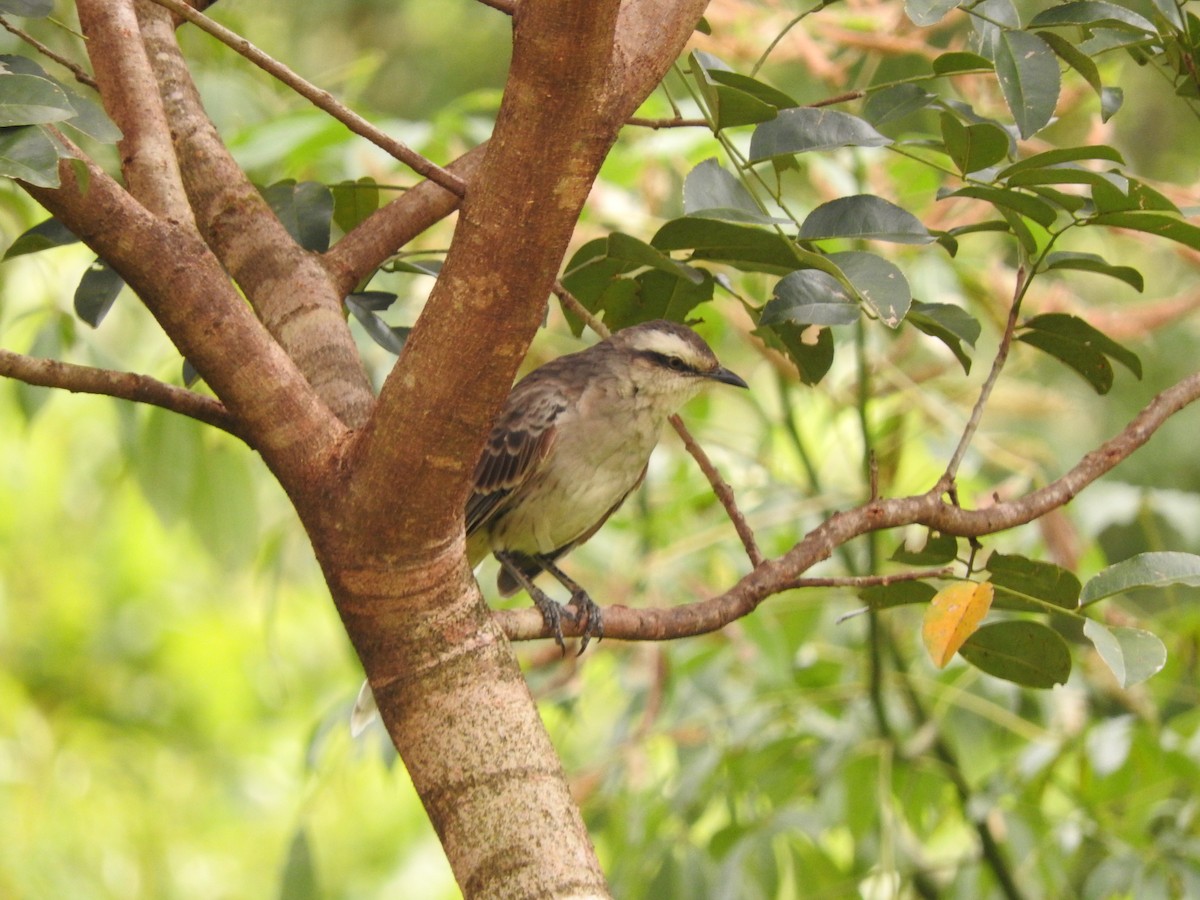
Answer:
[465, 385, 567, 537]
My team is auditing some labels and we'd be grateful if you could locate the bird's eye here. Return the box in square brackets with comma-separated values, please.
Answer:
[666, 356, 687, 371]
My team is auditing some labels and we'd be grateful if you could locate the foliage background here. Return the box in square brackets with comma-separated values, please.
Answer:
[2, 0, 1200, 897]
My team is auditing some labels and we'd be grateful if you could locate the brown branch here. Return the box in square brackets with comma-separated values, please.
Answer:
[627, 116, 709, 129]
[78, 0, 193, 224]
[0, 17, 97, 88]
[0, 348, 247, 440]
[788, 568, 953, 590]
[494, 369, 1200, 644]
[323, 144, 487, 296]
[147, 0, 465, 196]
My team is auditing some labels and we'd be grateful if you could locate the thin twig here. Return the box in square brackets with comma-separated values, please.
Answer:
[0, 16, 97, 88]
[791, 567, 953, 590]
[942, 267, 1027, 486]
[0, 348, 248, 440]
[626, 116, 709, 129]
[147, 0, 465, 197]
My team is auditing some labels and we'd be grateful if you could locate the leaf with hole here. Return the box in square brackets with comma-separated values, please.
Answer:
[923, 582, 994, 668]
[762, 270, 857, 326]
[830, 251, 911, 327]
[755, 320, 834, 385]
[959, 621, 1072, 687]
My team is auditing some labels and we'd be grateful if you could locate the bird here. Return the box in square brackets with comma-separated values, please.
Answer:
[351, 318, 747, 734]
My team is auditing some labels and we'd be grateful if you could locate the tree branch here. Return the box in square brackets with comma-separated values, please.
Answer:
[0, 16, 97, 88]
[147, 0, 465, 196]
[494, 369, 1200, 644]
[0, 349, 246, 440]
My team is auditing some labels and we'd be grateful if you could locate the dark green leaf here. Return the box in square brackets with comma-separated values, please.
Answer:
[987, 553, 1081, 610]
[652, 218, 827, 275]
[862, 84, 937, 126]
[1083, 619, 1167, 688]
[346, 290, 398, 312]
[998, 205, 1040, 254]
[3, 216, 77, 259]
[601, 268, 714, 329]
[1089, 211, 1200, 251]
[689, 51, 778, 129]
[762, 270, 858, 326]
[1006, 167, 1120, 190]
[1036, 30, 1103, 96]
[748, 108, 890, 162]
[387, 258, 442, 277]
[684, 158, 781, 224]
[940, 185, 1059, 226]
[907, 300, 981, 373]
[1016, 313, 1141, 393]
[262, 180, 334, 252]
[331, 177, 380, 233]
[891, 530, 959, 564]
[995, 30, 1060, 139]
[74, 258, 125, 328]
[607, 232, 706, 283]
[707, 69, 799, 111]
[940, 113, 1010, 174]
[1080, 551, 1200, 604]
[971, 0, 1021, 58]
[830, 250, 911, 327]
[998, 145, 1125, 176]
[932, 52, 993, 75]
[182, 358, 200, 387]
[0, 124, 60, 186]
[755, 320, 834, 385]
[0, 73, 74, 126]
[861, 581, 937, 610]
[1091, 177, 1178, 214]
[0, 55, 120, 142]
[959, 621, 1072, 687]
[1029, 1, 1157, 34]
[345, 293, 408, 354]
[905, 0, 962, 26]
[799, 195, 933, 244]
[1043, 251, 1144, 291]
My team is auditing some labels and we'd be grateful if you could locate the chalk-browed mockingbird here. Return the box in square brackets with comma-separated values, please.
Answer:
[352, 319, 746, 731]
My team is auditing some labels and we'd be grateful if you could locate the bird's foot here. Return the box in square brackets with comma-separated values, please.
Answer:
[565, 590, 604, 655]
[531, 593, 568, 656]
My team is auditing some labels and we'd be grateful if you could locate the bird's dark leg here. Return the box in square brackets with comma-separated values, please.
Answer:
[495, 551, 568, 655]
[534, 557, 604, 655]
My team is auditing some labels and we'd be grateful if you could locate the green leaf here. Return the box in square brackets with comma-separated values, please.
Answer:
[1091, 176, 1178, 214]
[0, 55, 120, 142]
[74, 258, 125, 327]
[345, 293, 408, 355]
[799, 195, 933, 244]
[263, 180, 334, 252]
[1083, 619, 1167, 688]
[755, 320, 834, 385]
[891, 530, 959, 564]
[998, 145, 1125, 176]
[862, 84, 936, 126]
[279, 826, 322, 900]
[0, 0, 52, 14]
[0, 73, 74, 126]
[331, 177, 380, 233]
[748, 108, 891, 162]
[907, 300, 981, 373]
[959, 621, 1071, 687]
[607, 232, 706, 284]
[1088, 211, 1200, 252]
[3, 215, 78, 259]
[986, 553, 1081, 610]
[602, 268, 714, 329]
[1036, 30, 1103, 96]
[940, 185, 1059, 227]
[1080, 551, 1200, 604]
[861, 580, 938, 610]
[939, 113, 1010, 174]
[1029, 1, 1157, 34]
[762, 270, 858, 326]
[994, 30, 1061, 139]
[706, 68, 799, 112]
[652, 218, 825, 275]
[1100, 86, 1123, 121]
[1043, 251, 1144, 291]
[0, 124, 60, 186]
[830, 250, 911, 327]
[1016, 313, 1142, 393]
[689, 51, 778, 129]
[932, 52, 993, 75]
[905, 0, 962, 26]
[684, 158, 781, 224]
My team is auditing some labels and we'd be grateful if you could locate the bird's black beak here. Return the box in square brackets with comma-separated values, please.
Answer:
[709, 366, 749, 389]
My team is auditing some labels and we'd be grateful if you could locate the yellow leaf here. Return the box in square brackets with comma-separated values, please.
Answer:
[922, 581, 995, 668]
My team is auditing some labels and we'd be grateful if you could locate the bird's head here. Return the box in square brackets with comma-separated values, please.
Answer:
[609, 319, 748, 404]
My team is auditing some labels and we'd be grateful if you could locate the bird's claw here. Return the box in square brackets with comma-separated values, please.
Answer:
[532, 594, 568, 656]
[566, 590, 603, 655]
